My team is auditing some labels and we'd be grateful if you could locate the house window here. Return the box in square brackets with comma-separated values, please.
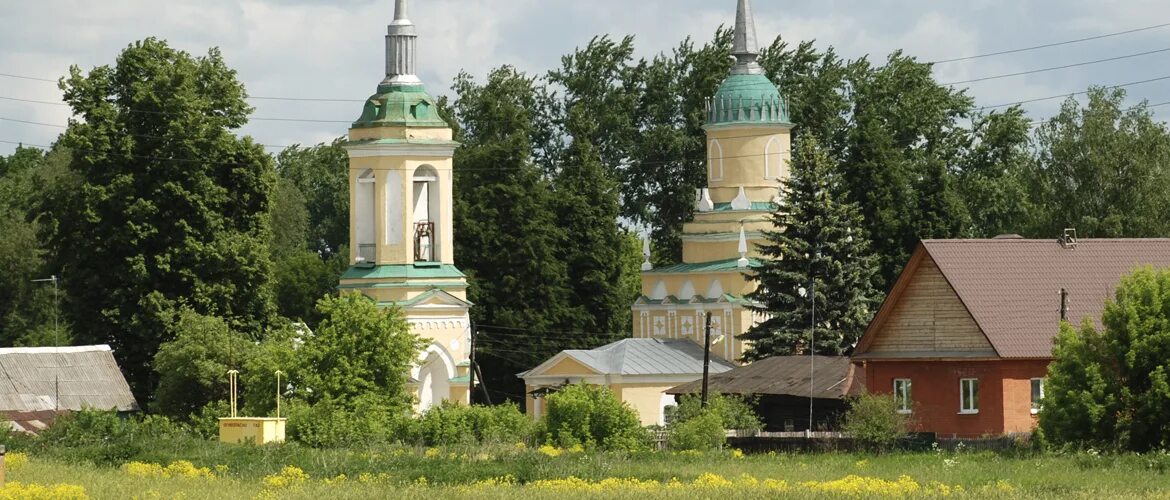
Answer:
[960, 378, 979, 414]
[893, 379, 912, 414]
[1031, 378, 1044, 414]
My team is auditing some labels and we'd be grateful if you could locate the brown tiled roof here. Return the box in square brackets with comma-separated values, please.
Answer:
[664, 355, 864, 399]
[919, 238, 1170, 358]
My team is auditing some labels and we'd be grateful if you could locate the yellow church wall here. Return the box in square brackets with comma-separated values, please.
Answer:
[612, 383, 681, 426]
[686, 213, 771, 233]
[632, 304, 755, 362]
[705, 126, 791, 203]
[681, 238, 766, 264]
[348, 126, 453, 142]
[540, 357, 599, 377]
[639, 270, 754, 298]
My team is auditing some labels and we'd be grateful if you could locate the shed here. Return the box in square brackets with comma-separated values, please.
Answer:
[0, 345, 139, 433]
[666, 355, 863, 432]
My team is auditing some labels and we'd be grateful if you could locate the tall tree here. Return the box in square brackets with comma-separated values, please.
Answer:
[953, 108, 1035, 237]
[54, 38, 276, 398]
[835, 53, 973, 286]
[275, 140, 349, 256]
[449, 66, 575, 403]
[742, 136, 879, 359]
[1028, 88, 1170, 238]
[623, 29, 733, 263]
[0, 146, 71, 347]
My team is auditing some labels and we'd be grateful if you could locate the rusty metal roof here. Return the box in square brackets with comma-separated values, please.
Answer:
[0, 345, 138, 413]
[665, 355, 863, 399]
[875, 239, 1170, 359]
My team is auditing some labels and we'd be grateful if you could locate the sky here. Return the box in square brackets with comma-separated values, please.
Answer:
[3, 0, 1170, 156]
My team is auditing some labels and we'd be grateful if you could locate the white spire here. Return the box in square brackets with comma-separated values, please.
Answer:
[642, 233, 653, 271]
[737, 225, 750, 268]
[731, 0, 764, 75]
[384, 0, 421, 85]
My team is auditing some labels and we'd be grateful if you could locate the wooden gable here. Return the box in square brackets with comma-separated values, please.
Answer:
[856, 248, 996, 358]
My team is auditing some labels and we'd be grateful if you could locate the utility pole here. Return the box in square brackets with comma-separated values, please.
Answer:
[701, 311, 712, 409]
[468, 320, 477, 405]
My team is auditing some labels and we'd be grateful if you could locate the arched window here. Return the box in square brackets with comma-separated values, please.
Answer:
[413, 165, 440, 262]
[356, 169, 376, 263]
[764, 136, 778, 179]
[708, 139, 724, 181]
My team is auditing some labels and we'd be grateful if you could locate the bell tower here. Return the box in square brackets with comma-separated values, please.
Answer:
[632, 0, 792, 362]
[339, 0, 472, 411]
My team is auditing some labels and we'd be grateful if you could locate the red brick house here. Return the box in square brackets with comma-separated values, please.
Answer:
[853, 236, 1170, 438]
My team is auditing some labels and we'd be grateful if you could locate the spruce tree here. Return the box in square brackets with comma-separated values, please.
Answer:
[741, 135, 879, 360]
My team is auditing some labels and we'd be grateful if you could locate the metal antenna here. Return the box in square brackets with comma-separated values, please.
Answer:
[32, 276, 59, 411]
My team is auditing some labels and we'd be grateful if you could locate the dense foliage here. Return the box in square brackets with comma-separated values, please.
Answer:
[52, 38, 277, 399]
[665, 393, 763, 451]
[1040, 267, 1170, 452]
[543, 383, 649, 450]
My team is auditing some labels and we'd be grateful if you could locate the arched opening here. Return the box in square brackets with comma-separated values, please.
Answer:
[413, 165, 440, 262]
[708, 139, 724, 181]
[356, 169, 376, 263]
[416, 348, 453, 412]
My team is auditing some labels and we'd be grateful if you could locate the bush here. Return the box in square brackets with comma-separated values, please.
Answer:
[842, 393, 910, 452]
[544, 383, 649, 450]
[668, 410, 724, 451]
[414, 402, 535, 446]
[285, 394, 411, 448]
[35, 410, 187, 465]
[1041, 267, 1170, 451]
[665, 393, 761, 432]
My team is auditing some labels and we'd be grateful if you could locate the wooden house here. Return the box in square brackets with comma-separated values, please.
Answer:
[853, 236, 1170, 438]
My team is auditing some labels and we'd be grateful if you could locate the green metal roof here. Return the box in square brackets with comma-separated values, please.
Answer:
[345, 137, 459, 147]
[449, 375, 470, 383]
[352, 82, 450, 129]
[341, 263, 466, 280]
[636, 293, 751, 306]
[643, 257, 761, 275]
[707, 73, 791, 127]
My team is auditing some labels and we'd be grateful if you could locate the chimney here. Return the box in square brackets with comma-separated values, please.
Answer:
[1059, 228, 1078, 249]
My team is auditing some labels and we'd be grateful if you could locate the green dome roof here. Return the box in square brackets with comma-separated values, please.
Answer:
[352, 82, 449, 129]
[707, 73, 791, 127]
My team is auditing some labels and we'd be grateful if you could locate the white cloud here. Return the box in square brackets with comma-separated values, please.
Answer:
[2, 0, 1168, 155]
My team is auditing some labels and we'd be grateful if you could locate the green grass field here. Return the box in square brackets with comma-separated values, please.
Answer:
[7, 445, 1170, 499]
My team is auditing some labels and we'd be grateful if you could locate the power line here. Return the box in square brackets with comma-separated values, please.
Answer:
[0, 95, 354, 123]
[0, 72, 56, 83]
[931, 21, 1170, 64]
[944, 47, 1170, 85]
[977, 74, 1170, 111]
[0, 116, 292, 150]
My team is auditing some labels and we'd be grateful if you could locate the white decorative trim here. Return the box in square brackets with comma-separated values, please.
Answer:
[730, 186, 751, 210]
[346, 143, 457, 158]
[708, 140, 724, 181]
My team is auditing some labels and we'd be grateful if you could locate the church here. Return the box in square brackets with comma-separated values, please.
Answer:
[520, 0, 793, 425]
[337, 0, 472, 412]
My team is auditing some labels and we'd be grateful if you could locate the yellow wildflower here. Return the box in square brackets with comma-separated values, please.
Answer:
[537, 444, 563, 457]
[261, 465, 308, 489]
[0, 481, 88, 500]
[5, 453, 28, 471]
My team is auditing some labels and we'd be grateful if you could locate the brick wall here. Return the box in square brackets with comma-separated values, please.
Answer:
[864, 359, 1049, 439]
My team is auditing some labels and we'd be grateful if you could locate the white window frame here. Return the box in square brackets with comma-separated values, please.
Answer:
[959, 378, 979, 414]
[1030, 378, 1045, 415]
[893, 378, 912, 414]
